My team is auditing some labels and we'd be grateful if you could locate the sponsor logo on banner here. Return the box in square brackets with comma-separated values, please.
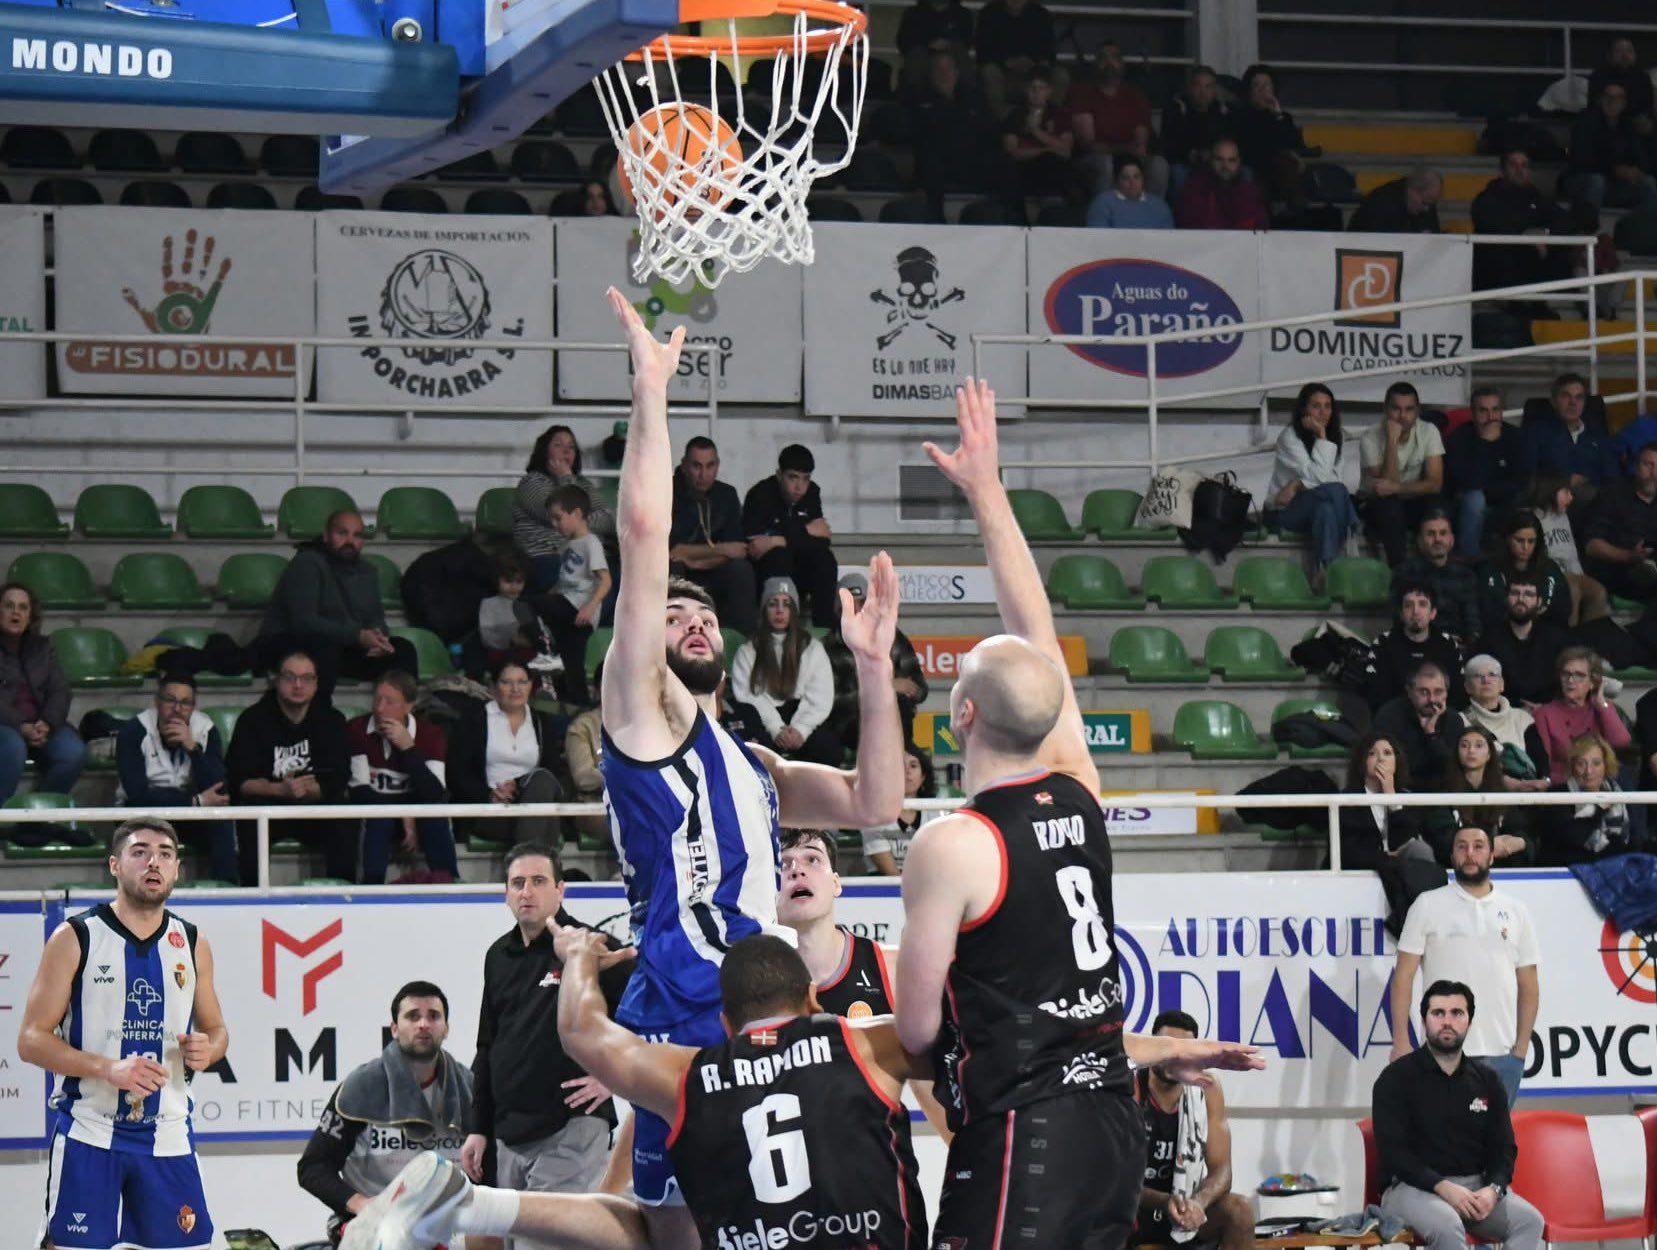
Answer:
[896, 565, 994, 604]
[910, 634, 1089, 679]
[1600, 919, 1655, 1004]
[867, 244, 965, 402]
[1334, 248, 1403, 327]
[1043, 258, 1244, 378]
[261, 918, 343, 1016]
[1099, 790, 1220, 835]
[10, 38, 173, 79]
[915, 710, 1149, 755]
[628, 244, 734, 387]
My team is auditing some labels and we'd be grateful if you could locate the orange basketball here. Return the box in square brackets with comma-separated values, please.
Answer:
[617, 104, 743, 218]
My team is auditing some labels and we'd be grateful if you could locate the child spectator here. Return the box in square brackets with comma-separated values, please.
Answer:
[540, 485, 612, 706]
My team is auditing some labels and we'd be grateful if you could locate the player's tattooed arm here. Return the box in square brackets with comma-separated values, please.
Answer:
[18, 923, 167, 1092]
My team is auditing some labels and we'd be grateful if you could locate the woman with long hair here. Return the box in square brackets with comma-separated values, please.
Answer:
[0, 580, 85, 804]
[729, 577, 842, 766]
[511, 423, 616, 592]
[859, 744, 939, 875]
[1265, 382, 1358, 575]
[1521, 473, 1609, 623]
[1424, 724, 1532, 864]
[1474, 509, 1574, 629]
[1333, 731, 1433, 870]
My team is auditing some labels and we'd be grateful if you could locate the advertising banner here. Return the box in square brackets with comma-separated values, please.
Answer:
[916, 709, 1152, 755]
[895, 565, 996, 605]
[315, 212, 553, 407]
[908, 634, 1089, 679]
[0, 897, 47, 1146]
[1028, 227, 1261, 407]
[803, 223, 1026, 416]
[1259, 232, 1472, 405]
[0, 209, 46, 400]
[55, 208, 313, 396]
[554, 217, 801, 403]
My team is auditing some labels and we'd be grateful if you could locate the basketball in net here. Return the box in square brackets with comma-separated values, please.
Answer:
[616, 104, 744, 219]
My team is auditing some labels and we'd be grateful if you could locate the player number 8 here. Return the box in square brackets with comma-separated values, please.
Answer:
[1055, 865, 1114, 971]
[741, 1093, 810, 1203]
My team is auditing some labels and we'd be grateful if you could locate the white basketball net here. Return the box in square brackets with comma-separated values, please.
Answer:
[597, 7, 868, 286]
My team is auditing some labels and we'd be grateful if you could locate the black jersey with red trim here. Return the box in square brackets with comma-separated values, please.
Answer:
[934, 769, 1130, 1129]
[813, 929, 895, 1020]
[668, 1013, 926, 1250]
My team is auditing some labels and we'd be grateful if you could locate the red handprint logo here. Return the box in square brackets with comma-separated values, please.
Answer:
[122, 229, 233, 335]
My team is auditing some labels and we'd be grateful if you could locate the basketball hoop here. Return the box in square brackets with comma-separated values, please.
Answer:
[596, 0, 868, 286]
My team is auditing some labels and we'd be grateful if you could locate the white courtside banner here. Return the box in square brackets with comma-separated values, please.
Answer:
[0, 897, 47, 1146]
[554, 217, 802, 403]
[896, 565, 996, 605]
[55, 208, 313, 397]
[802, 223, 1026, 417]
[1259, 231, 1472, 405]
[0, 209, 46, 400]
[1028, 227, 1261, 407]
[316, 212, 553, 408]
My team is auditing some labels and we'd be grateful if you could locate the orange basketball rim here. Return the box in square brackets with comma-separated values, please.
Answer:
[629, 0, 868, 61]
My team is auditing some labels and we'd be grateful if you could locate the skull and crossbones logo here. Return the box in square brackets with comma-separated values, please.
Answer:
[870, 246, 965, 350]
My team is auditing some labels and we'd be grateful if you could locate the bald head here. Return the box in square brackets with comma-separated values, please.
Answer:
[955, 635, 1066, 755]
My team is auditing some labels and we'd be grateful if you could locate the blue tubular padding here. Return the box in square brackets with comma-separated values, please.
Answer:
[0, 3, 457, 133]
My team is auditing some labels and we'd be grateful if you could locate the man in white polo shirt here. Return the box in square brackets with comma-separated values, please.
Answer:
[1389, 826, 1539, 1104]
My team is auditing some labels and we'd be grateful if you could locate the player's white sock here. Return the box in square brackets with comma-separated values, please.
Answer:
[454, 1185, 522, 1238]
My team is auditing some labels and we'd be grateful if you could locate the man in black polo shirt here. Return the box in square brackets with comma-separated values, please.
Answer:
[459, 842, 634, 1222]
[1373, 980, 1543, 1250]
[668, 436, 756, 634]
[1584, 441, 1657, 602]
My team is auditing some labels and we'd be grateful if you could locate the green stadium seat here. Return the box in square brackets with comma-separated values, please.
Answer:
[202, 705, 242, 745]
[576, 829, 611, 852]
[475, 487, 516, 536]
[721, 627, 747, 669]
[1046, 554, 1144, 609]
[178, 879, 236, 889]
[2, 792, 93, 851]
[1326, 556, 1391, 609]
[82, 705, 137, 771]
[153, 628, 251, 687]
[585, 627, 613, 678]
[1612, 596, 1645, 614]
[74, 484, 171, 539]
[8, 552, 104, 610]
[1108, 626, 1206, 682]
[377, 486, 465, 540]
[590, 478, 619, 512]
[299, 878, 354, 887]
[1141, 556, 1235, 610]
[334, 703, 371, 721]
[216, 552, 288, 609]
[1172, 700, 1277, 760]
[277, 485, 362, 539]
[390, 626, 454, 678]
[364, 554, 403, 608]
[111, 553, 211, 610]
[1270, 698, 1351, 759]
[0, 483, 68, 537]
[50, 627, 141, 687]
[1204, 626, 1306, 682]
[1080, 488, 1172, 540]
[1007, 489, 1082, 540]
[176, 484, 274, 539]
[1232, 556, 1331, 610]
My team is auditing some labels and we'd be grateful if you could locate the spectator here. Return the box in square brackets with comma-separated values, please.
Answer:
[1231, 64, 1312, 203]
[1422, 727, 1534, 866]
[1085, 155, 1174, 229]
[1334, 731, 1429, 873]
[225, 650, 354, 883]
[346, 670, 459, 885]
[896, 0, 973, 87]
[475, 550, 548, 677]
[1374, 660, 1467, 782]
[823, 571, 928, 750]
[1061, 40, 1166, 197]
[1131, 1010, 1257, 1250]
[1588, 37, 1655, 125]
[1362, 582, 1465, 712]
[1174, 137, 1269, 231]
[254, 508, 417, 697]
[1525, 373, 1618, 498]
[1541, 732, 1639, 864]
[1566, 79, 1657, 211]
[115, 673, 238, 884]
[1161, 65, 1230, 196]
[1633, 683, 1657, 789]
[1265, 382, 1358, 575]
[1359, 381, 1445, 566]
[908, 50, 996, 215]
[401, 532, 510, 652]
[1471, 149, 1582, 293]
[459, 843, 631, 1204]
[1373, 980, 1542, 1250]
[297, 980, 472, 1245]
[1532, 646, 1631, 782]
[1584, 441, 1657, 600]
[538, 484, 611, 707]
[1392, 844, 1540, 1105]
[1348, 168, 1443, 234]
[447, 660, 564, 845]
[1461, 655, 1548, 781]
[1444, 387, 1526, 558]
[1523, 475, 1610, 624]
[0, 581, 84, 805]
[729, 577, 841, 765]
[1391, 508, 1482, 642]
[859, 745, 938, 875]
[670, 436, 757, 635]
[999, 69, 1074, 209]
[512, 424, 616, 593]
[973, 0, 1056, 117]
[1476, 511, 1575, 634]
[743, 443, 839, 627]
[1472, 575, 1572, 708]
[563, 671, 608, 847]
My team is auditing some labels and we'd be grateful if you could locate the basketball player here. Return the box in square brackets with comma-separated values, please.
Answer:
[342, 930, 927, 1250]
[777, 829, 893, 1018]
[596, 286, 905, 1241]
[896, 379, 1265, 1250]
[20, 817, 229, 1250]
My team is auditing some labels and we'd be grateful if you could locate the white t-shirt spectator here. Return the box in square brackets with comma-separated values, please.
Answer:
[483, 701, 542, 788]
[556, 533, 608, 609]
[1358, 420, 1445, 495]
[730, 635, 834, 739]
[1537, 507, 1584, 575]
[860, 809, 938, 874]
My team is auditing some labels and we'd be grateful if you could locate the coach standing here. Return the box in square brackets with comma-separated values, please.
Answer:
[460, 841, 634, 1225]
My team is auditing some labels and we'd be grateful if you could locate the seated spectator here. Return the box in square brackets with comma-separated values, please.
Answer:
[1359, 381, 1445, 566]
[115, 673, 238, 884]
[1473, 575, 1572, 708]
[1265, 382, 1358, 575]
[859, 745, 938, 875]
[1422, 725, 1534, 866]
[729, 577, 841, 765]
[896, 0, 974, 88]
[564, 670, 608, 846]
[1476, 511, 1574, 633]
[1444, 387, 1526, 558]
[823, 571, 927, 749]
[1362, 582, 1465, 711]
[670, 436, 757, 635]
[1231, 64, 1313, 204]
[1061, 40, 1167, 197]
[1525, 373, 1618, 500]
[347, 670, 459, 884]
[1532, 646, 1631, 782]
[1524, 475, 1609, 624]
[1373, 661, 1467, 783]
[743, 443, 839, 627]
[513, 424, 616, 593]
[446, 660, 564, 845]
[1634, 681, 1657, 789]
[401, 532, 506, 651]
[1085, 155, 1174, 229]
[973, 0, 1056, 118]
[1174, 137, 1269, 231]
[475, 550, 546, 677]
[225, 650, 355, 883]
[1583, 441, 1657, 601]
[1472, 149, 1584, 293]
[1589, 37, 1655, 125]
[254, 508, 418, 697]
[0, 581, 84, 805]
[1566, 79, 1657, 212]
[1130, 1010, 1257, 1250]
[999, 69, 1075, 208]
[1461, 655, 1548, 782]
[1391, 508, 1482, 643]
[297, 980, 472, 1246]
[1334, 731, 1429, 871]
[1161, 64, 1230, 197]
[537, 484, 610, 707]
[1372, 980, 1543, 1250]
[1348, 168, 1443, 234]
[908, 50, 996, 214]
[1541, 732, 1639, 864]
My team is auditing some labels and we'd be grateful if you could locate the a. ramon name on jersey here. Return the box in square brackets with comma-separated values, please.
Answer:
[1038, 971, 1124, 1021]
[698, 1032, 834, 1093]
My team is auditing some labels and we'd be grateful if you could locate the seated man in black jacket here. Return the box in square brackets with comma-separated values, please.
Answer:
[1363, 583, 1466, 711]
[669, 436, 757, 634]
[742, 443, 839, 627]
[1583, 441, 1657, 601]
[1473, 575, 1571, 708]
[1373, 660, 1466, 783]
[1471, 149, 1583, 294]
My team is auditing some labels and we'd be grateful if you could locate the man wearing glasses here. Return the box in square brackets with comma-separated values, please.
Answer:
[225, 650, 355, 882]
